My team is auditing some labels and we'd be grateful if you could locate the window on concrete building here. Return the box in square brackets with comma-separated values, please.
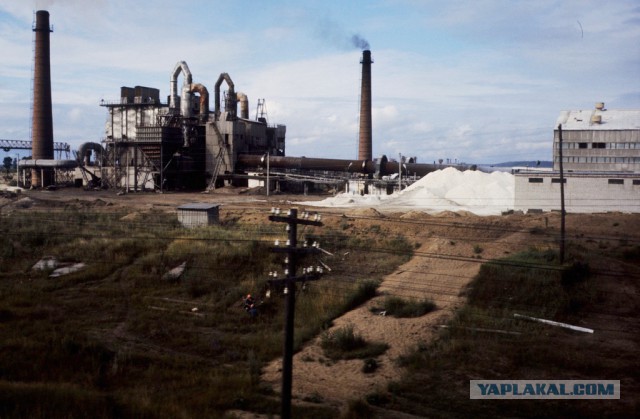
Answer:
[578, 143, 588, 149]
[608, 179, 624, 185]
[592, 142, 606, 149]
[551, 178, 566, 183]
[528, 178, 544, 183]
[633, 180, 640, 185]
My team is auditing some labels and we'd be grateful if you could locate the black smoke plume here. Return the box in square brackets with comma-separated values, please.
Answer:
[351, 34, 370, 50]
[316, 18, 370, 50]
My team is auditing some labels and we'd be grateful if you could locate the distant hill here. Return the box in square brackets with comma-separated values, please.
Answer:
[487, 161, 553, 168]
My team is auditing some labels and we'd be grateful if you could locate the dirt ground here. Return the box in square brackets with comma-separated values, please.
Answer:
[260, 210, 564, 413]
[2, 185, 638, 417]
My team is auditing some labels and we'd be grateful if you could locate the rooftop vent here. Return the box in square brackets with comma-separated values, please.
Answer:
[591, 114, 602, 124]
[595, 102, 605, 110]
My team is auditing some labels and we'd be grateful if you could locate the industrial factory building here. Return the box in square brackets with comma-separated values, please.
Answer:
[19, 10, 640, 215]
[96, 62, 286, 191]
[514, 103, 640, 213]
[15, 10, 463, 193]
[93, 49, 450, 192]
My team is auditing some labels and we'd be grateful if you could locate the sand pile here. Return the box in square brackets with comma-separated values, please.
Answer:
[301, 167, 515, 215]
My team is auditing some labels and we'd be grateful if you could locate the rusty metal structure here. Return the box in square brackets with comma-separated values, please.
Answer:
[31, 10, 55, 187]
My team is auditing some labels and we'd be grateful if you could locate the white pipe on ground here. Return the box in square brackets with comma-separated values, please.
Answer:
[514, 313, 594, 334]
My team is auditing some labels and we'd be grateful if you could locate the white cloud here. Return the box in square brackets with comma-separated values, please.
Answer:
[1, 0, 638, 164]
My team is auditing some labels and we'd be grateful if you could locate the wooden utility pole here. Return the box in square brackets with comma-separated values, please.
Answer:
[558, 124, 566, 264]
[268, 208, 324, 419]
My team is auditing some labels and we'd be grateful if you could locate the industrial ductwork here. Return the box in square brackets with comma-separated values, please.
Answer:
[77, 142, 105, 166]
[188, 83, 209, 121]
[236, 92, 249, 119]
[214, 73, 236, 119]
[19, 159, 78, 169]
[237, 154, 467, 178]
[237, 154, 375, 174]
[169, 61, 192, 111]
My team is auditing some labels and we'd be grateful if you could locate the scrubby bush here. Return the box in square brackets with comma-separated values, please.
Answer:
[378, 296, 437, 318]
[320, 324, 388, 360]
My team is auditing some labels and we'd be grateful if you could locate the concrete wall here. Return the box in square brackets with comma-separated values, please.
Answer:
[514, 173, 640, 213]
[105, 106, 162, 140]
[177, 206, 219, 228]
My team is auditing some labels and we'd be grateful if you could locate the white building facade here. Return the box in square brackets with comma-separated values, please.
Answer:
[515, 103, 640, 213]
[514, 172, 640, 213]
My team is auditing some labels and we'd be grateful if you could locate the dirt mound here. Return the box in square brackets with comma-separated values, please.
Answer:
[345, 207, 385, 218]
[13, 197, 35, 209]
[431, 210, 462, 217]
[120, 212, 142, 221]
[399, 210, 433, 220]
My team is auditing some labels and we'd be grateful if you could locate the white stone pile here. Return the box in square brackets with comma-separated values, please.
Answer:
[301, 167, 515, 216]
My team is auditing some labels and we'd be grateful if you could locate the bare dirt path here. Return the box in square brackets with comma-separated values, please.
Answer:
[261, 210, 551, 413]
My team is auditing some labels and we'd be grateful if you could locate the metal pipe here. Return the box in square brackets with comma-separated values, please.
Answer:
[77, 142, 104, 166]
[237, 154, 467, 177]
[181, 84, 192, 118]
[236, 92, 249, 119]
[214, 73, 236, 119]
[188, 83, 209, 120]
[19, 159, 78, 169]
[169, 61, 192, 110]
[238, 154, 375, 173]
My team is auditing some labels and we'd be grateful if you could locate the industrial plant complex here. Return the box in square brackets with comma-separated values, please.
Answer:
[4, 10, 640, 213]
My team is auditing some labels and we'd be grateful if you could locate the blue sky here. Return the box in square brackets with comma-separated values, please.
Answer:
[1, 0, 639, 164]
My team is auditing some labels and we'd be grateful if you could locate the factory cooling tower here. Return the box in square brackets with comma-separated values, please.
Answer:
[31, 10, 54, 187]
[358, 49, 372, 162]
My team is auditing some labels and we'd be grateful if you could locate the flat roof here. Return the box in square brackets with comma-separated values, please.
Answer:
[515, 171, 640, 178]
[556, 109, 640, 130]
[177, 203, 220, 210]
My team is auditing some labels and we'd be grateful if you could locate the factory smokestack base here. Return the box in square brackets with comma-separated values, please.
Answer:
[31, 10, 54, 187]
[358, 49, 372, 162]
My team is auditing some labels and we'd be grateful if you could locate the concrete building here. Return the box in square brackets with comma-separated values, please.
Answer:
[553, 103, 640, 173]
[177, 203, 220, 228]
[514, 171, 640, 213]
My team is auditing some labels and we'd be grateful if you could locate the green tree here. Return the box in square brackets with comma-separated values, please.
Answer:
[3, 156, 12, 175]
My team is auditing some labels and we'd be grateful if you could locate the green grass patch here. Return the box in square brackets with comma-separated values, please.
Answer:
[320, 324, 388, 360]
[0, 206, 410, 418]
[372, 296, 437, 318]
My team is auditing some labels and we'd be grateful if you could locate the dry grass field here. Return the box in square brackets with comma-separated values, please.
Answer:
[1, 186, 638, 418]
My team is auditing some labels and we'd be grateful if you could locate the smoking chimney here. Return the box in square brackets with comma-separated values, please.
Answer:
[31, 10, 54, 187]
[358, 50, 373, 162]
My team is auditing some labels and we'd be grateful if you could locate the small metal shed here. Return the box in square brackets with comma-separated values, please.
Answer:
[177, 203, 220, 228]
